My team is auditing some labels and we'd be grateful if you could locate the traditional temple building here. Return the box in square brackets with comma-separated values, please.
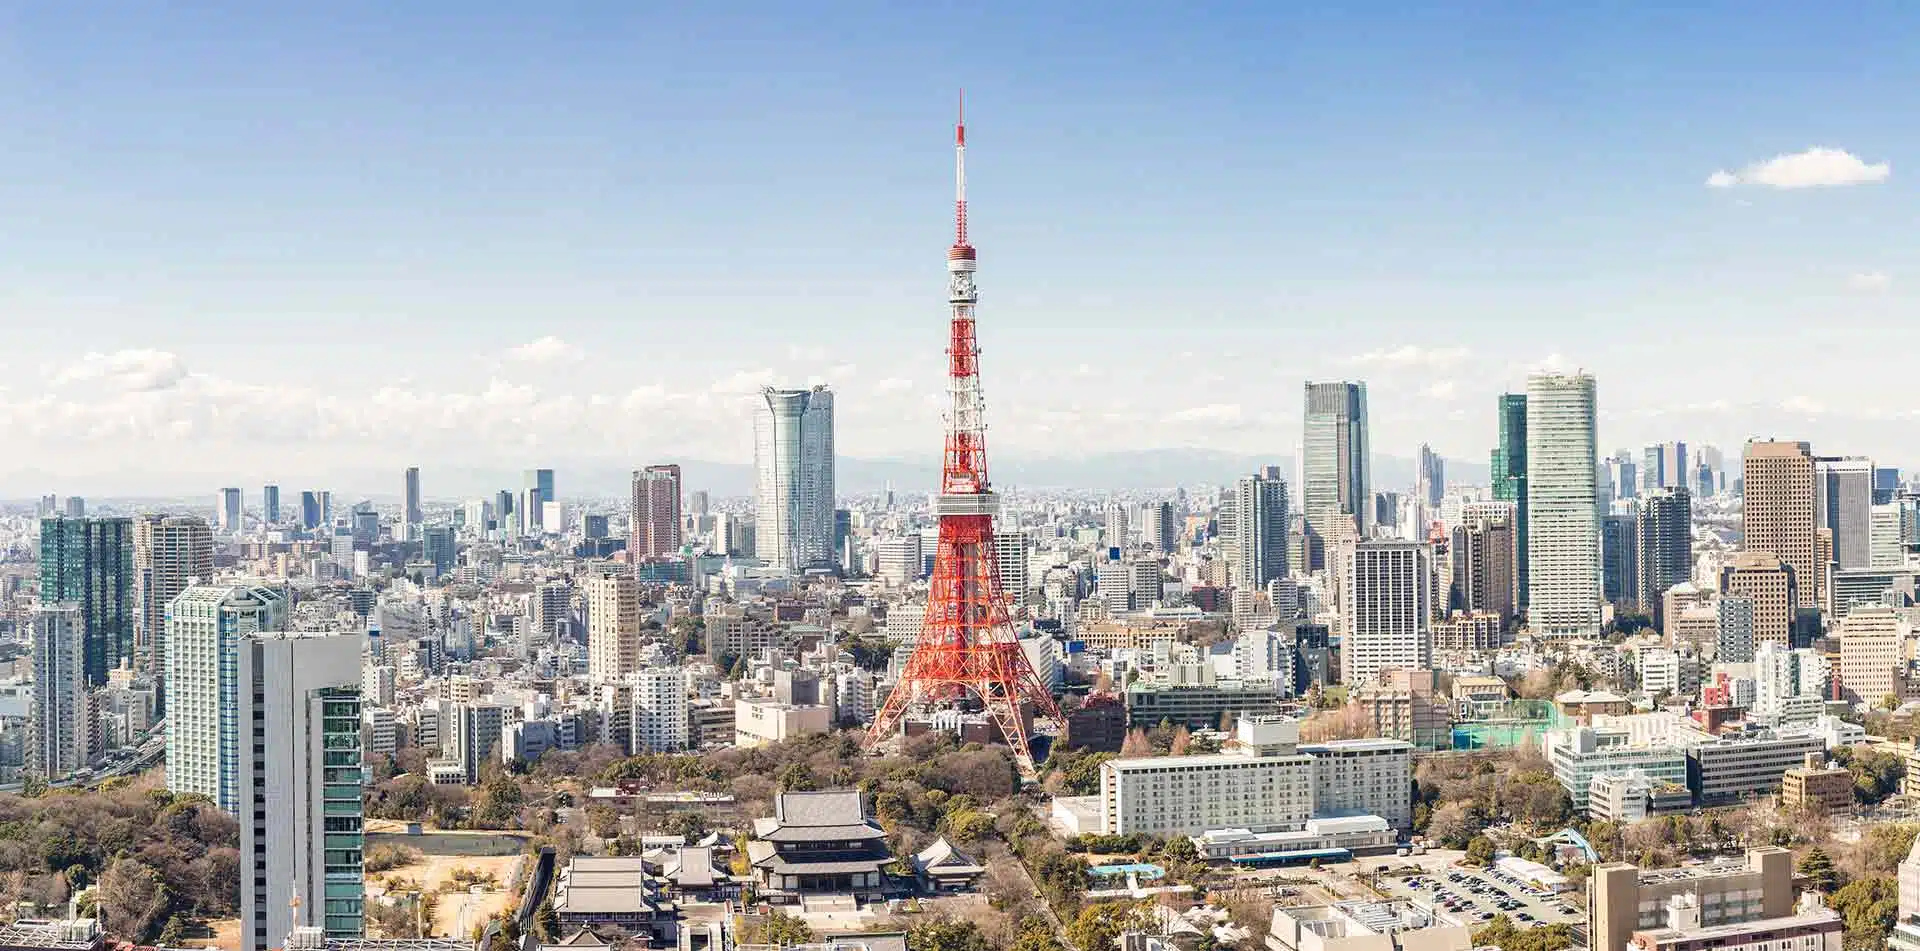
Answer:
[747, 790, 894, 900]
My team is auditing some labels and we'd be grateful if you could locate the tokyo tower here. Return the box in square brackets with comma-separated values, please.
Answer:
[865, 98, 1064, 773]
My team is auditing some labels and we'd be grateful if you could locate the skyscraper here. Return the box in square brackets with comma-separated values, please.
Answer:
[1302, 381, 1370, 563]
[1146, 501, 1179, 553]
[630, 464, 683, 560]
[40, 515, 134, 686]
[262, 484, 281, 524]
[217, 487, 243, 533]
[403, 466, 423, 528]
[63, 496, 85, 517]
[422, 524, 456, 578]
[299, 491, 321, 531]
[586, 574, 640, 682]
[133, 514, 214, 685]
[1341, 540, 1433, 686]
[1228, 473, 1290, 590]
[1815, 456, 1874, 571]
[1743, 440, 1818, 610]
[1606, 451, 1638, 502]
[1415, 444, 1445, 507]
[522, 469, 556, 532]
[1525, 372, 1600, 637]
[1490, 393, 1529, 609]
[166, 584, 288, 813]
[1600, 513, 1639, 609]
[753, 385, 837, 571]
[238, 631, 363, 951]
[1636, 487, 1692, 626]
[29, 603, 91, 780]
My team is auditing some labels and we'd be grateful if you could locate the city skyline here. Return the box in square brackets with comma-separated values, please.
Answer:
[0, 6, 1915, 492]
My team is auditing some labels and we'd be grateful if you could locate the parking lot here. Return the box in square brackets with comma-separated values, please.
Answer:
[1373, 862, 1582, 929]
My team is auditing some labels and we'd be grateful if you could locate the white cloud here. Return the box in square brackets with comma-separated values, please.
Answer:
[1848, 270, 1892, 293]
[1167, 403, 1243, 424]
[1528, 352, 1569, 373]
[1423, 380, 1457, 400]
[712, 368, 776, 395]
[1346, 345, 1470, 368]
[53, 349, 188, 392]
[1779, 395, 1825, 415]
[788, 344, 828, 361]
[1706, 147, 1890, 189]
[504, 336, 582, 363]
[875, 377, 913, 394]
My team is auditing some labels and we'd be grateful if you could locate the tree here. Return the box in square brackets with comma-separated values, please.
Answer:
[1798, 847, 1840, 894]
[1831, 877, 1898, 951]
[759, 911, 814, 946]
[1120, 729, 1153, 758]
[778, 763, 819, 792]
[907, 916, 992, 951]
[1466, 836, 1497, 867]
[1066, 902, 1149, 951]
[1010, 919, 1068, 951]
[1161, 837, 1199, 863]
[98, 858, 169, 942]
[533, 901, 561, 942]
[1169, 727, 1192, 756]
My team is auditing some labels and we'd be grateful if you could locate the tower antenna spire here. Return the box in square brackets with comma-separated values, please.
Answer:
[954, 89, 967, 247]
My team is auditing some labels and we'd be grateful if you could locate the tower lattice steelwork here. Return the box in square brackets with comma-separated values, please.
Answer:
[865, 99, 1064, 773]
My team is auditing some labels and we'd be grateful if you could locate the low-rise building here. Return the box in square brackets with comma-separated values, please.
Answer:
[1124, 680, 1284, 728]
[1190, 816, 1396, 862]
[1628, 892, 1840, 951]
[1779, 752, 1853, 813]
[1545, 727, 1689, 814]
[1264, 900, 1468, 951]
[734, 698, 832, 747]
[1685, 731, 1826, 805]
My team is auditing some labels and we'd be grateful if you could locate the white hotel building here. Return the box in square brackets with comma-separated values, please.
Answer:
[1099, 716, 1414, 838]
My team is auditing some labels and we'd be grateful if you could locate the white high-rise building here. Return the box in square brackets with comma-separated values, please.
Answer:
[30, 603, 91, 780]
[994, 530, 1030, 606]
[217, 487, 243, 534]
[1340, 540, 1433, 686]
[754, 385, 836, 571]
[237, 631, 363, 951]
[166, 584, 288, 813]
[1525, 372, 1601, 637]
[1871, 503, 1906, 569]
[134, 514, 214, 684]
[631, 666, 690, 753]
[585, 575, 641, 682]
[876, 535, 923, 588]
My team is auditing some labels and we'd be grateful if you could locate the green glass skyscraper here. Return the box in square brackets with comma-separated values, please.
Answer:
[1490, 394, 1528, 610]
[39, 515, 134, 686]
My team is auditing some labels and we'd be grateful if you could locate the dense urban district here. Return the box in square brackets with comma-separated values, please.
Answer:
[4, 126, 1920, 951]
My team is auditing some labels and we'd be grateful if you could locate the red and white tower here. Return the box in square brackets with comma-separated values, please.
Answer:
[866, 99, 1064, 773]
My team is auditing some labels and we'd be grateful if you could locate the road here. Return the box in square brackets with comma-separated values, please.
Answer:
[1, 726, 166, 794]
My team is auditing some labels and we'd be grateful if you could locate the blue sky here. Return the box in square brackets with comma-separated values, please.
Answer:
[0, 3, 1915, 494]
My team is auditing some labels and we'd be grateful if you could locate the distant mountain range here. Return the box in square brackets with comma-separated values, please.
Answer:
[1, 449, 1490, 504]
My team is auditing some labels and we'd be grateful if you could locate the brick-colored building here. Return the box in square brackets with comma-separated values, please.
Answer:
[1780, 752, 1853, 813]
